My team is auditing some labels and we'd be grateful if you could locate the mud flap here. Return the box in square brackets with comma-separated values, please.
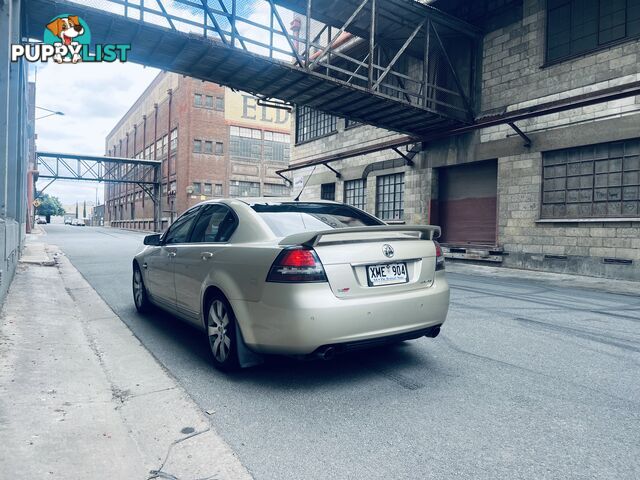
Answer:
[236, 322, 264, 368]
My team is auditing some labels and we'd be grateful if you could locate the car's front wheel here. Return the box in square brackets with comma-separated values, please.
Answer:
[132, 264, 152, 313]
[206, 296, 239, 371]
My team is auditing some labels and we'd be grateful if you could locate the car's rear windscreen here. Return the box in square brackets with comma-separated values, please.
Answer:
[251, 203, 383, 237]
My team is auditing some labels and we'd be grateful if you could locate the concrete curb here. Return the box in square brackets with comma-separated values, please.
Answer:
[0, 246, 252, 479]
[19, 241, 55, 266]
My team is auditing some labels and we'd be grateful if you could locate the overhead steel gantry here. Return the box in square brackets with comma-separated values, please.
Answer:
[35, 151, 163, 230]
[23, 0, 480, 138]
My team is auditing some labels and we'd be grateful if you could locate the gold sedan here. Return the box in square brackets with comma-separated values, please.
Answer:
[133, 200, 449, 371]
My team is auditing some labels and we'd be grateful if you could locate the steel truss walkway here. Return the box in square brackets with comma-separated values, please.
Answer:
[23, 0, 480, 137]
[36, 151, 163, 230]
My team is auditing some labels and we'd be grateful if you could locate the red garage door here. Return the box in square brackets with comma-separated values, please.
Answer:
[436, 160, 498, 245]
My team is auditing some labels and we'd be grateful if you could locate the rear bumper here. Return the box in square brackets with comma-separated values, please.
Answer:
[231, 271, 450, 355]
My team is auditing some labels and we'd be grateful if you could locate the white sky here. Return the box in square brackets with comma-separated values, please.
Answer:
[33, 61, 160, 205]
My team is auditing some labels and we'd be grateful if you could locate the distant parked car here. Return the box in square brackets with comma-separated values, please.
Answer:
[76, 219, 86, 226]
[64, 217, 73, 225]
[132, 199, 449, 371]
[36, 216, 47, 224]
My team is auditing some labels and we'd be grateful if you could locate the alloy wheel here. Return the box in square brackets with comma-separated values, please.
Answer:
[133, 269, 144, 308]
[208, 300, 232, 363]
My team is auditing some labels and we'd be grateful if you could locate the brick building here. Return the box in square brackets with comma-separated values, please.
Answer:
[289, 0, 640, 280]
[104, 72, 291, 230]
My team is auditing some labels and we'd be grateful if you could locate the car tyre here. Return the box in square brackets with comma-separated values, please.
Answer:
[132, 264, 152, 313]
[206, 295, 240, 372]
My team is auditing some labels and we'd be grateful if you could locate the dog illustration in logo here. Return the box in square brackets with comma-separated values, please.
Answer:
[46, 16, 84, 63]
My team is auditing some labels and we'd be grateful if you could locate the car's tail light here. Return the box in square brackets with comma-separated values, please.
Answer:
[434, 241, 445, 271]
[266, 247, 327, 283]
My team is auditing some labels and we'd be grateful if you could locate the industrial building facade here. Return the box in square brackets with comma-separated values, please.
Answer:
[105, 72, 291, 230]
[290, 0, 640, 281]
[0, 0, 34, 304]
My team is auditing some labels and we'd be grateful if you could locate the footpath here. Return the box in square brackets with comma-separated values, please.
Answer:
[0, 230, 252, 480]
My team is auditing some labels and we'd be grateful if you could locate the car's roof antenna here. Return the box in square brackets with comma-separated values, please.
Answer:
[294, 165, 317, 202]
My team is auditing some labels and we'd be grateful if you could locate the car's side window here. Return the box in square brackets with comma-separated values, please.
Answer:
[163, 207, 201, 244]
[189, 205, 237, 243]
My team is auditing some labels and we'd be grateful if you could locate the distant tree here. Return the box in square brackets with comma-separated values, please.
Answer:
[83, 200, 86, 218]
[75, 202, 79, 219]
[36, 194, 65, 223]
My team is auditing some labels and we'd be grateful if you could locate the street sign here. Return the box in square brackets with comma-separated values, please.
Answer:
[33, 199, 41, 207]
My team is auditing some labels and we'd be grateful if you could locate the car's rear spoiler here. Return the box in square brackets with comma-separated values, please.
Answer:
[279, 225, 441, 247]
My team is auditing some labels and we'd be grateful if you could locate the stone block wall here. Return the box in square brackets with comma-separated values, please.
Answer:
[479, 0, 640, 142]
[288, 0, 640, 279]
[498, 153, 640, 280]
[292, 117, 432, 223]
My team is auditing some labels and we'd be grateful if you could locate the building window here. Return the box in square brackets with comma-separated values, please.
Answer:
[376, 173, 404, 221]
[203, 183, 213, 196]
[192, 182, 202, 195]
[155, 139, 162, 158]
[205, 95, 214, 108]
[215, 96, 224, 111]
[264, 183, 291, 197]
[169, 128, 178, 153]
[214, 184, 223, 196]
[193, 139, 202, 153]
[321, 183, 336, 201]
[161, 135, 168, 157]
[263, 131, 290, 164]
[541, 139, 640, 219]
[546, 0, 640, 63]
[204, 141, 213, 154]
[229, 180, 260, 197]
[215, 142, 224, 155]
[295, 105, 337, 144]
[344, 179, 366, 210]
[169, 181, 177, 195]
[230, 126, 262, 162]
[194, 94, 202, 106]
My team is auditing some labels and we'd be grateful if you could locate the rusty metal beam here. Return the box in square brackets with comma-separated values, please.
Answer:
[508, 122, 532, 147]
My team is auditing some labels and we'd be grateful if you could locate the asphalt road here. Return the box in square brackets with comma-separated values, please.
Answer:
[44, 225, 640, 480]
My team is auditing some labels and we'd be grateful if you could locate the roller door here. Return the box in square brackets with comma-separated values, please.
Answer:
[436, 160, 498, 245]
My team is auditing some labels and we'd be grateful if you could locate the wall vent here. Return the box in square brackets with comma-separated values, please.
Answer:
[603, 258, 633, 265]
[544, 255, 567, 260]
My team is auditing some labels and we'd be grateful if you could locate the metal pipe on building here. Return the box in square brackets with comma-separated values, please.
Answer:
[166, 88, 173, 220]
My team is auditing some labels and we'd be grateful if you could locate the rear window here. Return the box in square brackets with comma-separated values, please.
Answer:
[252, 203, 383, 237]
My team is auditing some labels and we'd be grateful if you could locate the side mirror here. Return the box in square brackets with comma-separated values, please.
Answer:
[143, 233, 162, 246]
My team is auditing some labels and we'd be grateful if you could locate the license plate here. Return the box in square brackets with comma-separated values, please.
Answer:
[366, 262, 408, 287]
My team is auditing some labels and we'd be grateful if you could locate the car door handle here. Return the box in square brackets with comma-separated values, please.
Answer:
[142, 262, 148, 269]
[201, 252, 214, 260]
[168, 252, 177, 258]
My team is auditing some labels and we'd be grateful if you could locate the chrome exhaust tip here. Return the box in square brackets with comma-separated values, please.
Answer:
[318, 346, 336, 361]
